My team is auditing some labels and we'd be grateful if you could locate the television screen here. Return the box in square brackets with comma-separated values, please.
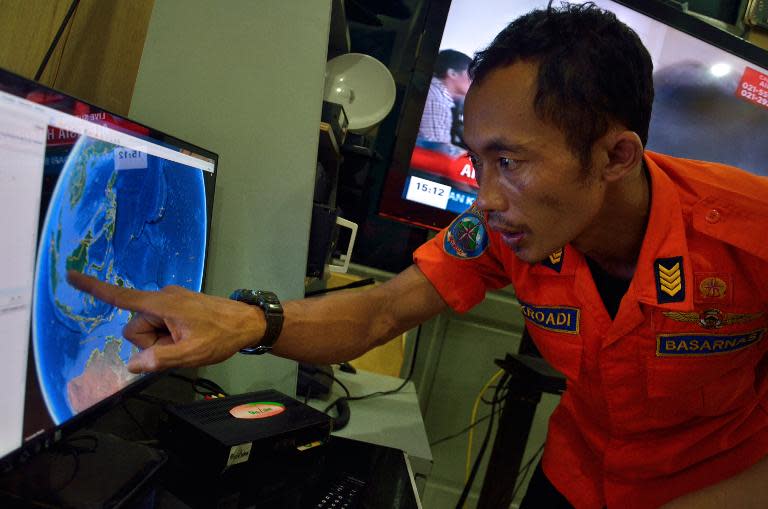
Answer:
[0, 67, 217, 465]
[378, 0, 768, 230]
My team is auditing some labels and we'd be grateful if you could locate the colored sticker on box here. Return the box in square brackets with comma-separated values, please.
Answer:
[229, 401, 285, 419]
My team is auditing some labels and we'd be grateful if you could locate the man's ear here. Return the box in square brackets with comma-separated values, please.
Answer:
[601, 130, 643, 182]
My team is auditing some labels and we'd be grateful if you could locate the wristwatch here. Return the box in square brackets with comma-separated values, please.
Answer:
[229, 289, 284, 355]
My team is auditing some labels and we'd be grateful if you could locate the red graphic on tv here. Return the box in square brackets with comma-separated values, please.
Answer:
[737, 67, 768, 110]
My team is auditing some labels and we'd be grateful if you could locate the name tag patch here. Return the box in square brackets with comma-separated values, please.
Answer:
[519, 301, 580, 334]
[656, 329, 765, 356]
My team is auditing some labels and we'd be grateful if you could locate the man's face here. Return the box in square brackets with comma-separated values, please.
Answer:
[463, 60, 608, 264]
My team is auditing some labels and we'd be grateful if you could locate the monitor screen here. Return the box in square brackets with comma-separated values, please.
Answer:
[378, 0, 768, 230]
[0, 67, 217, 465]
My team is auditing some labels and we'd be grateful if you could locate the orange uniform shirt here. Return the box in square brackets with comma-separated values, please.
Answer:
[413, 151, 768, 508]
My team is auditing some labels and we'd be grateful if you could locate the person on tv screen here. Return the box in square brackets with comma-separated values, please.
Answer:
[417, 49, 472, 145]
[68, 3, 768, 508]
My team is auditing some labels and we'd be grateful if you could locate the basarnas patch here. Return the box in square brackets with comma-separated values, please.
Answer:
[443, 205, 489, 259]
[656, 328, 765, 356]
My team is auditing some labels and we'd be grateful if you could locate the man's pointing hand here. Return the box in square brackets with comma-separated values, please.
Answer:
[66, 271, 265, 373]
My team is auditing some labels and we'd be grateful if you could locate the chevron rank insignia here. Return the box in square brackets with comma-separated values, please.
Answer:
[540, 248, 564, 272]
[655, 256, 685, 304]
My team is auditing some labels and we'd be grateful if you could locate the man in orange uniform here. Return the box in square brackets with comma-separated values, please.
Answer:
[68, 3, 768, 508]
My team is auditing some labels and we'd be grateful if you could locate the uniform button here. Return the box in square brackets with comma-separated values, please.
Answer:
[705, 209, 721, 224]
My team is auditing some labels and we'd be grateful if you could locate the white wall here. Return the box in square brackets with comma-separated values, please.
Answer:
[130, 0, 332, 396]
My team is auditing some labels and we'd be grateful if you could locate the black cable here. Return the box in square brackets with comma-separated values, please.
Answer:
[168, 372, 228, 396]
[429, 412, 496, 447]
[304, 277, 376, 297]
[121, 401, 152, 440]
[455, 372, 510, 508]
[480, 390, 499, 405]
[481, 383, 510, 405]
[322, 324, 422, 415]
[34, 0, 80, 82]
[50, 434, 98, 493]
[168, 372, 196, 385]
[314, 369, 351, 398]
[511, 443, 545, 502]
[429, 379, 512, 447]
[455, 385, 500, 507]
[131, 393, 173, 407]
[337, 361, 356, 374]
[65, 434, 99, 452]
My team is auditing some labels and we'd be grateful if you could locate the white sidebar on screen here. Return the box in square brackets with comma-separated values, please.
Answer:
[0, 93, 47, 459]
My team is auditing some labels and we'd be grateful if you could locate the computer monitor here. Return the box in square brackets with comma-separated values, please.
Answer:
[0, 67, 217, 467]
[378, 0, 768, 230]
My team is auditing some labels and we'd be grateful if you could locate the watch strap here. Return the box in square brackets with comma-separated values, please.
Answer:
[230, 289, 284, 355]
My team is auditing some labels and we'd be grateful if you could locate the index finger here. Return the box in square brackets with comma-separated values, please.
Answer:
[66, 270, 159, 315]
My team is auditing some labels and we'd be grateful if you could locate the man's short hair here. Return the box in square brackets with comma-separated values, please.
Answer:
[434, 49, 473, 79]
[470, 2, 654, 168]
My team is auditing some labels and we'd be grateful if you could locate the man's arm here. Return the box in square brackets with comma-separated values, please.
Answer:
[67, 264, 447, 372]
[272, 265, 448, 363]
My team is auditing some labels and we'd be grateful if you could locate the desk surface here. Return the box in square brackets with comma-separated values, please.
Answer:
[307, 368, 433, 479]
[0, 401, 426, 509]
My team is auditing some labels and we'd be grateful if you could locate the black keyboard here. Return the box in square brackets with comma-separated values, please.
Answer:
[312, 473, 366, 508]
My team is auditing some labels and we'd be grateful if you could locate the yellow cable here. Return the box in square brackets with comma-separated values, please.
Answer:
[465, 368, 505, 483]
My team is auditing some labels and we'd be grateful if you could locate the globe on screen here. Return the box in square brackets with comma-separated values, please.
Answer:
[33, 136, 207, 424]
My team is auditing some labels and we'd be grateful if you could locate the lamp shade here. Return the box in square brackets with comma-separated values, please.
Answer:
[323, 53, 396, 133]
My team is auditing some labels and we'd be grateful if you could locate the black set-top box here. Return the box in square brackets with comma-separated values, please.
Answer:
[162, 389, 332, 474]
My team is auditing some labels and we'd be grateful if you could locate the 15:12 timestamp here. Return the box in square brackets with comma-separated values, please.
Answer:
[413, 182, 446, 196]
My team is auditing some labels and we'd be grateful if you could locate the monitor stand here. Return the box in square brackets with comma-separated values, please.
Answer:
[0, 430, 166, 508]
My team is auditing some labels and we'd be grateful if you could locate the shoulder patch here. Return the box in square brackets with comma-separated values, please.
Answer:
[443, 206, 489, 259]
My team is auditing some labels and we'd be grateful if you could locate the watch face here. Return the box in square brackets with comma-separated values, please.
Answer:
[256, 291, 282, 315]
[259, 292, 279, 303]
[230, 289, 258, 304]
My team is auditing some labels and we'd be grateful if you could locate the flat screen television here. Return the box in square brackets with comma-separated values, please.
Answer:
[378, 0, 768, 230]
[0, 67, 217, 467]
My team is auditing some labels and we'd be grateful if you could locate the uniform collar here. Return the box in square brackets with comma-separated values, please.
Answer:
[524, 151, 692, 305]
[531, 244, 577, 276]
[631, 152, 693, 311]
